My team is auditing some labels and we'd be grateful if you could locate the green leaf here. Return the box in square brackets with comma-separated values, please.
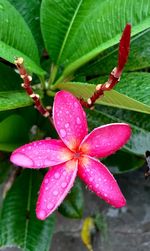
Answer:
[0, 170, 56, 250]
[0, 90, 43, 111]
[0, 62, 21, 91]
[125, 29, 150, 71]
[78, 29, 150, 77]
[58, 180, 84, 218]
[114, 72, 150, 107]
[86, 108, 150, 155]
[55, 81, 150, 114]
[0, 114, 29, 151]
[0, 42, 45, 76]
[98, 106, 150, 131]
[103, 150, 144, 174]
[41, 0, 150, 79]
[8, 0, 44, 54]
[0, 0, 45, 75]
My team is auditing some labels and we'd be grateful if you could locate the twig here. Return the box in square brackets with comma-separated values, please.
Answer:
[14, 57, 53, 124]
[79, 24, 131, 108]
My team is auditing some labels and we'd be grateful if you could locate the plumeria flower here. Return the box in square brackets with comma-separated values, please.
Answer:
[10, 91, 131, 220]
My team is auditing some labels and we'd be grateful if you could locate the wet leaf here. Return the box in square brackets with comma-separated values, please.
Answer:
[0, 170, 56, 250]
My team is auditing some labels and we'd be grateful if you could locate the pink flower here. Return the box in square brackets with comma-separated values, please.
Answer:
[10, 91, 131, 220]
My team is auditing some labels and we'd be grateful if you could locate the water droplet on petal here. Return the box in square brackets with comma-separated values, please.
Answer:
[54, 172, 60, 179]
[47, 202, 54, 209]
[61, 182, 67, 188]
[74, 102, 78, 108]
[65, 123, 69, 128]
[63, 171, 67, 176]
[60, 129, 66, 137]
[76, 117, 81, 125]
[53, 190, 58, 196]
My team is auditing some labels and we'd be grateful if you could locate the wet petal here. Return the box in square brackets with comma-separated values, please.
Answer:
[53, 91, 88, 151]
[78, 156, 126, 208]
[10, 139, 73, 168]
[36, 159, 78, 220]
[80, 123, 131, 158]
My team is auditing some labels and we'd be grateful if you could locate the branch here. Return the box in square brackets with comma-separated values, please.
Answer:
[80, 24, 131, 108]
[14, 57, 52, 120]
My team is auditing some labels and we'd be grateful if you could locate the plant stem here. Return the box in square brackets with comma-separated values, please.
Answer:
[48, 64, 58, 87]
[39, 75, 46, 90]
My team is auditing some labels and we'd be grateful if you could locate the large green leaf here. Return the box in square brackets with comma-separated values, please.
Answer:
[103, 150, 144, 174]
[0, 170, 56, 250]
[41, 0, 150, 80]
[98, 106, 150, 131]
[86, 108, 150, 155]
[78, 28, 150, 77]
[55, 81, 150, 114]
[58, 180, 84, 219]
[0, 90, 43, 111]
[0, 114, 29, 151]
[0, 0, 45, 75]
[114, 72, 150, 107]
[8, 0, 44, 54]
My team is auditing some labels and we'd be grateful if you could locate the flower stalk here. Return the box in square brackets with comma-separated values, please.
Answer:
[79, 24, 131, 108]
[14, 57, 53, 123]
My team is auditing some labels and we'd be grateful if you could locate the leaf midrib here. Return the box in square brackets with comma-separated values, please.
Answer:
[23, 172, 32, 250]
[57, 0, 83, 63]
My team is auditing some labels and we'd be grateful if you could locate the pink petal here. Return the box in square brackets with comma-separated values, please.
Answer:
[53, 91, 88, 151]
[80, 123, 131, 158]
[10, 139, 73, 168]
[36, 159, 78, 220]
[78, 155, 126, 208]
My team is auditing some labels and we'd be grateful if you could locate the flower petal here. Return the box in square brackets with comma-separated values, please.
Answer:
[78, 155, 126, 208]
[80, 123, 131, 158]
[10, 139, 73, 168]
[36, 159, 78, 220]
[53, 91, 88, 151]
